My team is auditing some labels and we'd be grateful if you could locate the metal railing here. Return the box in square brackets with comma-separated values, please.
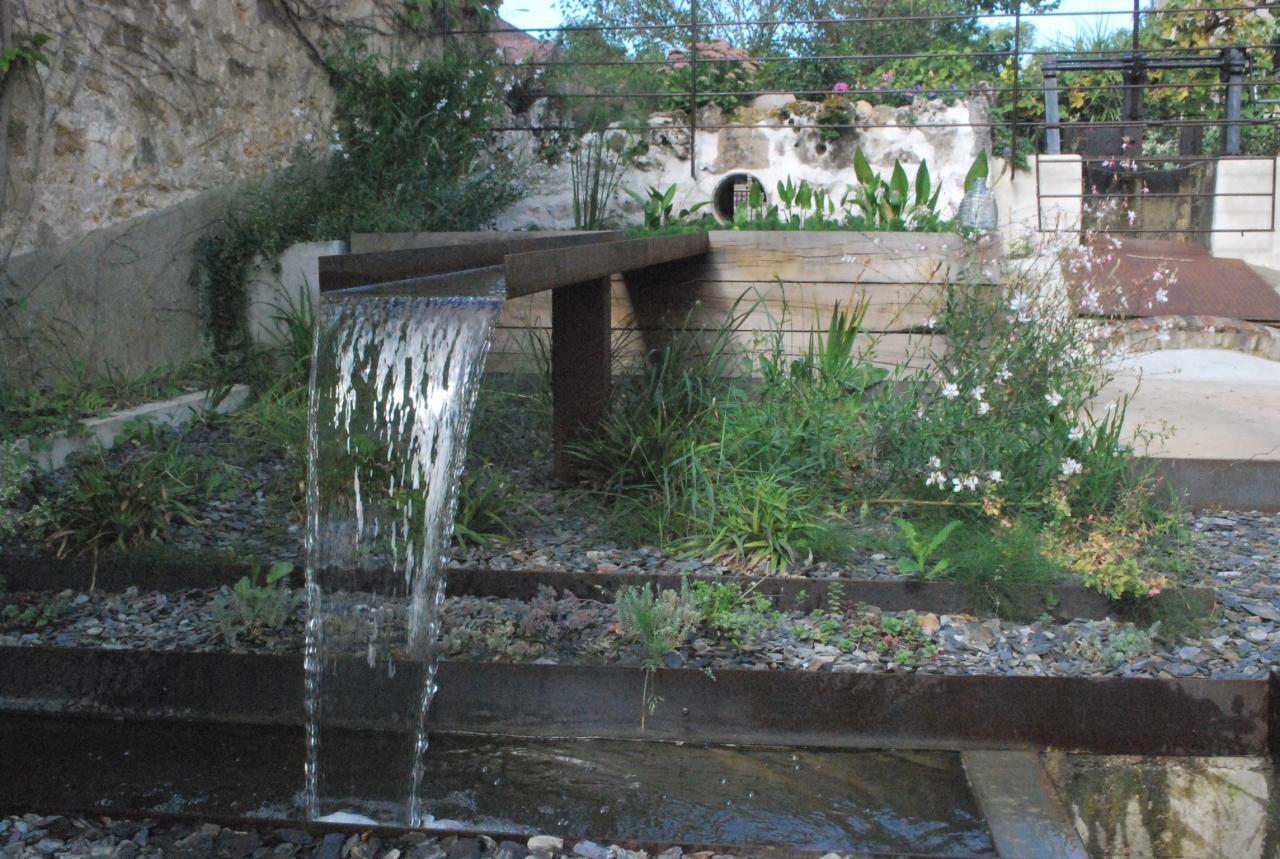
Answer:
[450, 1, 1280, 233]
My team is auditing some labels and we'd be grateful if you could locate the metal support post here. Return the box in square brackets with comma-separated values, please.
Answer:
[551, 277, 612, 480]
[1224, 47, 1245, 156]
[1043, 55, 1061, 155]
[688, 0, 698, 178]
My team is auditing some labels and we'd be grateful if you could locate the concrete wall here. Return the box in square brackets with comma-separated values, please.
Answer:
[992, 155, 1084, 244]
[2, 186, 235, 379]
[1211, 156, 1280, 267]
[246, 240, 348, 347]
[498, 96, 993, 231]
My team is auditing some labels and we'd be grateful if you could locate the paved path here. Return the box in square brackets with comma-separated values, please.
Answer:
[1102, 348, 1280, 462]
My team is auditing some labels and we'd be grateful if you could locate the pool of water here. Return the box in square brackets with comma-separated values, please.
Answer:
[0, 715, 993, 855]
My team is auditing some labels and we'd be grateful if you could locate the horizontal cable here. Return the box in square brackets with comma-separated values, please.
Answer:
[536, 78, 1271, 100]
[440, 4, 1274, 37]
[484, 117, 1280, 132]
[496, 43, 1280, 68]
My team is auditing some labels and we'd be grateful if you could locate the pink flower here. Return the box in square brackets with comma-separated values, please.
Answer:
[833, 82, 850, 92]
[882, 71, 895, 82]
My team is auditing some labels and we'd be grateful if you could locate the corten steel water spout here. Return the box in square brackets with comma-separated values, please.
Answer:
[317, 231, 711, 479]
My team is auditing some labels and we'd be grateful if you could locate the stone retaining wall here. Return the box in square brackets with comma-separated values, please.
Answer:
[1098, 315, 1280, 361]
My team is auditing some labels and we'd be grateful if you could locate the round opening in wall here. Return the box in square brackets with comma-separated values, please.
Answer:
[712, 173, 767, 223]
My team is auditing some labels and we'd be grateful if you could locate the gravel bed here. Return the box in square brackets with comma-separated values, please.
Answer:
[0, 814, 770, 859]
[2, 510, 1276, 679]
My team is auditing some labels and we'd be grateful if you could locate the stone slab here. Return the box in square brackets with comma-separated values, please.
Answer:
[962, 750, 1090, 859]
[15, 385, 250, 471]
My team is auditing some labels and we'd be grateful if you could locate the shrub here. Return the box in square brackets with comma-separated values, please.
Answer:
[894, 518, 961, 578]
[615, 583, 700, 669]
[32, 445, 201, 559]
[1052, 483, 1180, 601]
[230, 380, 309, 463]
[657, 40, 759, 112]
[625, 184, 708, 230]
[676, 469, 851, 571]
[0, 372, 110, 438]
[935, 518, 1068, 617]
[868, 245, 1128, 515]
[690, 580, 777, 642]
[197, 47, 526, 353]
[845, 149, 945, 231]
[453, 465, 516, 548]
[0, 441, 32, 540]
[212, 561, 300, 646]
[569, 129, 631, 230]
[574, 297, 873, 572]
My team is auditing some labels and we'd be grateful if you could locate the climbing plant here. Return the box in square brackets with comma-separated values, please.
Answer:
[195, 45, 526, 353]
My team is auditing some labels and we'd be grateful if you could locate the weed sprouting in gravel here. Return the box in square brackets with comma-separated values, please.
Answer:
[212, 561, 300, 646]
[614, 583, 700, 669]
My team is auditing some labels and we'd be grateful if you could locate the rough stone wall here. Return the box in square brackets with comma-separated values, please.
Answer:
[2, 0, 432, 257]
[0, 0, 437, 378]
[497, 94, 993, 230]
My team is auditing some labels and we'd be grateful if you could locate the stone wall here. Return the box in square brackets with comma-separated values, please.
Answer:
[0, 0, 437, 379]
[497, 94, 993, 230]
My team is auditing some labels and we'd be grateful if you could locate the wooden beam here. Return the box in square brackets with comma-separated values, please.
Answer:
[552, 277, 612, 480]
[319, 232, 625, 293]
[505, 233, 710, 298]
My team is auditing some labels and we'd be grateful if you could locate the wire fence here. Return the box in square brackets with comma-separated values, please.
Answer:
[463, 1, 1280, 232]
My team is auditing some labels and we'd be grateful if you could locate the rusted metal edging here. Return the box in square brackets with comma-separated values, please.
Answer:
[0, 648, 1268, 757]
[0, 556, 1213, 620]
[0, 556, 1216, 622]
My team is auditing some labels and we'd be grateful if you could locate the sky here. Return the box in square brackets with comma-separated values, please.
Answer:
[499, 0, 1140, 47]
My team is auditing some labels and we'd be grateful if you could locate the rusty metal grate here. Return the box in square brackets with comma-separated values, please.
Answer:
[1064, 236, 1280, 322]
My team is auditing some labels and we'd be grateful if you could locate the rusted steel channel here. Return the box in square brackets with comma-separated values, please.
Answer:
[318, 231, 711, 478]
[0, 555, 1216, 622]
[0, 647, 1271, 757]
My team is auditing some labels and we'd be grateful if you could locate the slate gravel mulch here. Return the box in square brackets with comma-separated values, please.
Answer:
[2, 511, 1276, 679]
[0, 814, 752, 859]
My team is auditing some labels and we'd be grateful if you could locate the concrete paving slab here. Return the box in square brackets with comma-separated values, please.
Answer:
[962, 750, 1089, 859]
[1101, 349, 1280, 462]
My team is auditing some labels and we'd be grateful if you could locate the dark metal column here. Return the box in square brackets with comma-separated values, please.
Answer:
[551, 276, 612, 479]
[1043, 55, 1061, 155]
[1223, 47, 1246, 156]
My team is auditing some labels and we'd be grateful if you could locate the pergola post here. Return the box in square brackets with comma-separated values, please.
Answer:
[551, 277, 612, 480]
[1043, 55, 1061, 155]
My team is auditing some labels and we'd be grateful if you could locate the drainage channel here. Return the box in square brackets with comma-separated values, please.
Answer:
[0, 714, 997, 858]
[4, 647, 1279, 856]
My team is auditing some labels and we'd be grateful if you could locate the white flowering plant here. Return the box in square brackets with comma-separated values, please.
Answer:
[866, 229, 1183, 600]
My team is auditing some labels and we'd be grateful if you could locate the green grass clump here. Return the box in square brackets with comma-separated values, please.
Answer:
[934, 518, 1069, 618]
[615, 583, 701, 669]
[31, 443, 202, 559]
[572, 296, 877, 572]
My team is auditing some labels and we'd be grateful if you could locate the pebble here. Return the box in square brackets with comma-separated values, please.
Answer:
[528, 835, 564, 852]
[0, 816, 751, 859]
[2, 460, 1278, 681]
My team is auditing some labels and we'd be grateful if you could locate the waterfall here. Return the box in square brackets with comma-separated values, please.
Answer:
[302, 285, 503, 825]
